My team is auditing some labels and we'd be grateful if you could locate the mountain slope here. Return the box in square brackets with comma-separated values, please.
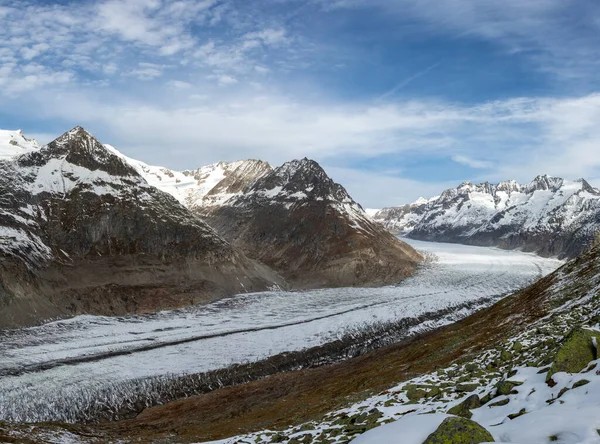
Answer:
[0, 127, 283, 328]
[373, 175, 600, 258]
[199, 158, 423, 288]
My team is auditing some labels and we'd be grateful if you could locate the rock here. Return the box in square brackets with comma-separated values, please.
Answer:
[495, 380, 522, 396]
[422, 416, 495, 443]
[456, 383, 479, 393]
[406, 385, 428, 402]
[488, 398, 510, 407]
[572, 379, 590, 389]
[507, 408, 527, 420]
[547, 328, 600, 381]
[427, 387, 442, 398]
[447, 394, 481, 419]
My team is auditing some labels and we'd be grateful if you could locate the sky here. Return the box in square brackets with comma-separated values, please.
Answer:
[1, 0, 600, 208]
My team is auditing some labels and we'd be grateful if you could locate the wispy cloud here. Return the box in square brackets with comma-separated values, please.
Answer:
[451, 155, 493, 170]
[378, 61, 443, 101]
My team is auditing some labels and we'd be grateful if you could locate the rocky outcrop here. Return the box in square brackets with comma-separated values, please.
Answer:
[372, 175, 600, 258]
[0, 127, 283, 328]
[199, 158, 422, 288]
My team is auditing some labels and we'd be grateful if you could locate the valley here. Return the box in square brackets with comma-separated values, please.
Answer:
[0, 239, 561, 425]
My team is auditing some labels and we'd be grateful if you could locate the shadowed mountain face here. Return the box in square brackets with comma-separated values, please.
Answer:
[198, 158, 422, 288]
[372, 176, 600, 259]
[0, 127, 283, 328]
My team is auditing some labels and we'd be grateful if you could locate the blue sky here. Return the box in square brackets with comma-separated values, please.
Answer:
[1, 0, 600, 207]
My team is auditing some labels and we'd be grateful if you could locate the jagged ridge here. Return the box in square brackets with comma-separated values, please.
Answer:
[372, 175, 600, 258]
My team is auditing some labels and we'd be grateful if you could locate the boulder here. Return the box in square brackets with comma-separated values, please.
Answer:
[547, 328, 600, 381]
[447, 394, 481, 419]
[422, 416, 495, 444]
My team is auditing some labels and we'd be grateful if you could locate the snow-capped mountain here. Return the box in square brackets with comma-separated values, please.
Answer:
[0, 127, 282, 328]
[201, 158, 423, 288]
[372, 175, 600, 258]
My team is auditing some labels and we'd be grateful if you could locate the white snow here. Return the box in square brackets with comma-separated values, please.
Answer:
[351, 414, 451, 444]
[0, 130, 39, 159]
[0, 240, 562, 423]
[104, 144, 271, 209]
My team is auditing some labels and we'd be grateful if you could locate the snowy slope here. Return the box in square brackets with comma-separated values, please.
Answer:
[104, 144, 271, 210]
[0, 130, 39, 159]
[373, 175, 600, 258]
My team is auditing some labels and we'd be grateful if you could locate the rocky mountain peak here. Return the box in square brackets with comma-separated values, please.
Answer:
[496, 180, 520, 193]
[251, 158, 350, 202]
[576, 178, 599, 195]
[32, 126, 139, 178]
[525, 174, 564, 193]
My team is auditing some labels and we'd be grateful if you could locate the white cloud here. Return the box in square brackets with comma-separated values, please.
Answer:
[451, 155, 493, 169]
[207, 74, 238, 85]
[243, 28, 288, 46]
[168, 80, 192, 89]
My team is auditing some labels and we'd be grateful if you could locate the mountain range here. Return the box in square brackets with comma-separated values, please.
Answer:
[372, 176, 600, 258]
[0, 127, 421, 328]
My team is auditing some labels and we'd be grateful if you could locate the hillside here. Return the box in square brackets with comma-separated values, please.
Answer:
[372, 175, 600, 258]
[0, 127, 283, 328]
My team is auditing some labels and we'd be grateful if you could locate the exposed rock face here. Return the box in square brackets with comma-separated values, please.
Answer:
[372, 176, 600, 258]
[199, 158, 422, 288]
[0, 127, 283, 328]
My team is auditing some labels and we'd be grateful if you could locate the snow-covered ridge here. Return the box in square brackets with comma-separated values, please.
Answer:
[105, 143, 272, 209]
[0, 130, 39, 159]
[372, 175, 600, 258]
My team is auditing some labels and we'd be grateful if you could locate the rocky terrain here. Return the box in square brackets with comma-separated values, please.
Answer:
[372, 175, 600, 258]
[0, 127, 283, 328]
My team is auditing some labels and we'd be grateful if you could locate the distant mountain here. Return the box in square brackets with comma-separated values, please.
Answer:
[0, 127, 282, 328]
[198, 158, 423, 288]
[372, 175, 600, 258]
